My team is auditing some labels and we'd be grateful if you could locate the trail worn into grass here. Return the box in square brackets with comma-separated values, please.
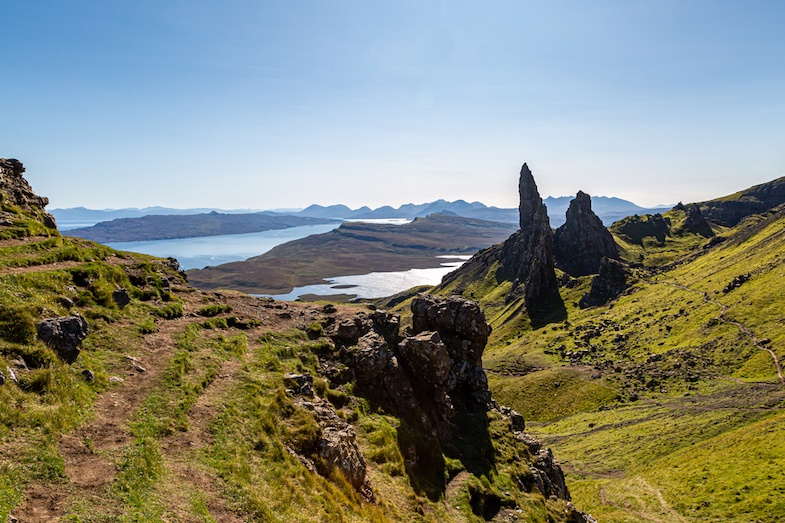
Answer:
[13, 290, 332, 522]
[14, 303, 196, 521]
[661, 280, 784, 384]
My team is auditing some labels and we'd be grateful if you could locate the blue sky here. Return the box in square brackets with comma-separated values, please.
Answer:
[3, 1, 784, 210]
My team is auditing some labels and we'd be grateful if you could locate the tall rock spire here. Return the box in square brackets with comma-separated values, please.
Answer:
[439, 163, 559, 314]
[518, 163, 541, 231]
[553, 191, 619, 277]
[499, 164, 558, 308]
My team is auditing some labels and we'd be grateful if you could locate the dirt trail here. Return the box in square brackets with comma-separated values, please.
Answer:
[444, 471, 470, 523]
[13, 287, 330, 522]
[0, 254, 133, 276]
[662, 281, 784, 385]
[13, 303, 198, 522]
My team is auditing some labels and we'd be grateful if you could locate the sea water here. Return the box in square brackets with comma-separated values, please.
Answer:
[64, 219, 468, 300]
[263, 257, 470, 301]
[101, 223, 341, 270]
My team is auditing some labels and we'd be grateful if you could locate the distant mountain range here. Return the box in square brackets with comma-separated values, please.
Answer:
[53, 195, 669, 230]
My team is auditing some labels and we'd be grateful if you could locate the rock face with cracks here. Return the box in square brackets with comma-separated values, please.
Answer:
[554, 191, 620, 277]
[327, 295, 493, 443]
[0, 158, 57, 229]
[579, 257, 630, 308]
[36, 314, 90, 363]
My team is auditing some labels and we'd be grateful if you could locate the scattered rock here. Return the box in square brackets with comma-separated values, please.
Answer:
[36, 314, 90, 363]
[6, 367, 18, 385]
[284, 372, 314, 397]
[531, 447, 570, 500]
[82, 369, 95, 382]
[322, 303, 337, 314]
[293, 397, 374, 502]
[109, 376, 124, 384]
[0, 371, 5, 386]
[579, 258, 629, 308]
[554, 191, 620, 276]
[510, 410, 525, 432]
[112, 288, 131, 309]
[723, 273, 750, 293]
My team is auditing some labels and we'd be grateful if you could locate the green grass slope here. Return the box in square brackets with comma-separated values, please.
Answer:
[426, 203, 785, 523]
[0, 166, 583, 522]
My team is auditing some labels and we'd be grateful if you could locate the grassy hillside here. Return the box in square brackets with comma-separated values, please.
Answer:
[0, 167, 584, 522]
[417, 204, 785, 523]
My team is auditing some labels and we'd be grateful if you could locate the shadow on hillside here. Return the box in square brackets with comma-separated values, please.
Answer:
[528, 287, 568, 329]
[396, 390, 494, 502]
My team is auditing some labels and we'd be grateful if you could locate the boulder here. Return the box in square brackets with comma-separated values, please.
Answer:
[294, 397, 374, 502]
[579, 258, 629, 308]
[554, 191, 620, 276]
[397, 331, 452, 389]
[531, 447, 570, 500]
[112, 288, 131, 309]
[36, 314, 89, 363]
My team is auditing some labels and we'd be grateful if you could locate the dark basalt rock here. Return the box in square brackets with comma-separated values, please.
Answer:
[497, 164, 559, 308]
[112, 288, 131, 309]
[439, 164, 559, 313]
[330, 294, 493, 442]
[554, 191, 620, 277]
[684, 203, 714, 237]
[579, 258, 629, 308]
[36, 314, 90, 363]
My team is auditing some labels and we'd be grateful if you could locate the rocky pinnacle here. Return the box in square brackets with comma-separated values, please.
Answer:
[554, 191, 620, 277]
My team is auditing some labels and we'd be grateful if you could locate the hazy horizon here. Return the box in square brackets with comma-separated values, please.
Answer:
[4, 2, 784, 210]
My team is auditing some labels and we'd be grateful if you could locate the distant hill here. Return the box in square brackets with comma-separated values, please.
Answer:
[50, 206, 271, 222]
[53, 195, 665, 232]
[65, 212, 337, 242]
[296, 197, 666, 227]
[698, 176, 785, 226]
[188, 213, 518, 294]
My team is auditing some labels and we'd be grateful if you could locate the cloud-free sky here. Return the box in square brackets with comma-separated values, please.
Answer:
[3, 1, 784, 209]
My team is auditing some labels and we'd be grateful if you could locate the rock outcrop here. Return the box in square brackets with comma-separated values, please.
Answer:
[698, 175, 785, 226]
[36, 314, 90, 363]
[579, 257, 629, 308]
[554, 191, 620, 276]
[673, 202, 714, 237]
[443, 164, 556, 311]
[329, 296, 493, 440]
[0, 158, 57, 229]
[498, 164, 558, 307]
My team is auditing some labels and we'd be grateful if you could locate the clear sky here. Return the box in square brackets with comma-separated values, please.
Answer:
[3, 1, 784, 210]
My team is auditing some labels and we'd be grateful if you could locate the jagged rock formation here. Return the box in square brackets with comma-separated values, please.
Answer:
[579, 258, 629, 308]
[673, 202, 714, 237]
[499, 164, 559, 306]
[0, 158, 57, 229]
[36, 314, 90, 363]
[282, 371, 375, 501]
[327, 295, 492, 444]
[554, 191, 620, 276]
[443, 164, 558, 311]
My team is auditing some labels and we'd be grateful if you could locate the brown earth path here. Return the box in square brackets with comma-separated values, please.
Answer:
[12, 281, 335, 521]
